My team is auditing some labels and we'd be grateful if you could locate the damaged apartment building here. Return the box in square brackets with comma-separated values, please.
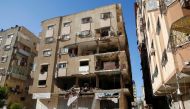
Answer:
[0, 26, 39, 108]
[135, 0, 190, 109]
[29, 4, 133, 109]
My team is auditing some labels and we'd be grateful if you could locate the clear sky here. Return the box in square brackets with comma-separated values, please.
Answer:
[0, 0, 143, 97]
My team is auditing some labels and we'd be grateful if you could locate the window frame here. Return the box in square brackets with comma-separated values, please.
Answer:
[60, 47, 69, 55]
[47, 25, 54, 30]
[100, 12, 111, 19]
[45, 37, 54, 43]
[43, 49, 52, 57]
[79, 30, 91, 38]
[58, 62, 67, 69]
[61, 34, 70, 40]
[63, 22, 71, 27]
[81, 17, 92, 24]
[1, 56, 7, 63]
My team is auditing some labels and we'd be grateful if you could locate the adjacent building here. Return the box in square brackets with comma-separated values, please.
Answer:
[135, 0, 190, 109]
[0, 25, 39, 108]
[132, 80, 138, 109]
[29, 4, 133, 109]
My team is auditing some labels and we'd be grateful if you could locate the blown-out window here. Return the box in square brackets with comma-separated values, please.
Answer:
[48, 25, 54, 30]
[100, 12, 111, 19]
[58, 63, 67, 69]
[63, 22, 71, 27]
[81, 17, 92, 24]
[43, 49, 51, 57]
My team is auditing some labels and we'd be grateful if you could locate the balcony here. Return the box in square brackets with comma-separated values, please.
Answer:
[9, 66, 29, 80]
[17, 35, 33, 48]
[180, 0, 190, 9]
[95, 27, 116, 41]
[146, 0, 159, 11]
[18, 49, 30, 56]
[169, 16, 190, 73]
[95, 52, 120, 74]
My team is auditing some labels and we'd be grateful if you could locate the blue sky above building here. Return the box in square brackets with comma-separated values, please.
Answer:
[0, 0, 143, 97]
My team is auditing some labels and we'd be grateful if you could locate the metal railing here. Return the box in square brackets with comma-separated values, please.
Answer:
[9, 65, 29, 80]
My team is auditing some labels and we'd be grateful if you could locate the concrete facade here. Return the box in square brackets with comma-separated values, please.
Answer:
[30, 4, 133, 109]
[0, 26, 39, 108]
[135, 0, 190, 109]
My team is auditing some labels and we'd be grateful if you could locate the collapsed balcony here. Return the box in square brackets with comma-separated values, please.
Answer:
[169, 16, 190, 73]
[78, 39, 119, 56]
[98, 74, 121, 90]
[61, 38, 120, 57]
[56, 76, 96, 94]
[95, 27, 117, 40]
[95, 52, 120, 73]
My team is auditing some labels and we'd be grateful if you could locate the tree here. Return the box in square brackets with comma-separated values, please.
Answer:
[0, 87, 8, 108]
[10, 103, 23, 109]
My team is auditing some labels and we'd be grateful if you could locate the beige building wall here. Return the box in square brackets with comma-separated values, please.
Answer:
[30, 4, 132, 109]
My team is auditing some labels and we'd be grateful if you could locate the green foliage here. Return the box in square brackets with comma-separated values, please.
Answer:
[0, 87, 8, 99]
[0, 100, 5, 108]
[10, 103, 23, 109]
[0, 87, 8, 108]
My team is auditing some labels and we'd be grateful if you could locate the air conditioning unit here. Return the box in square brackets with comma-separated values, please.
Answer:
[150, 48, 155, 55]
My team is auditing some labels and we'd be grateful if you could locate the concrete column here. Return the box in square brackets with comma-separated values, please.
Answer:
[91, 97, 100, 109]
[120, 75, 124, 88]
[75, 77, 79, 87]
[178, 96, 184, 109]
[96, 75, 99, 88]
[96, 41, 99, 54]
[119, 89, 128, 109]
[179, 100, 184, 109]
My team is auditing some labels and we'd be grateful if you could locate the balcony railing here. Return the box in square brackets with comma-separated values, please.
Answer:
[180, 0, 190, 8]
[18, 49, 30, 56]
[9, 66, 29, 80]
